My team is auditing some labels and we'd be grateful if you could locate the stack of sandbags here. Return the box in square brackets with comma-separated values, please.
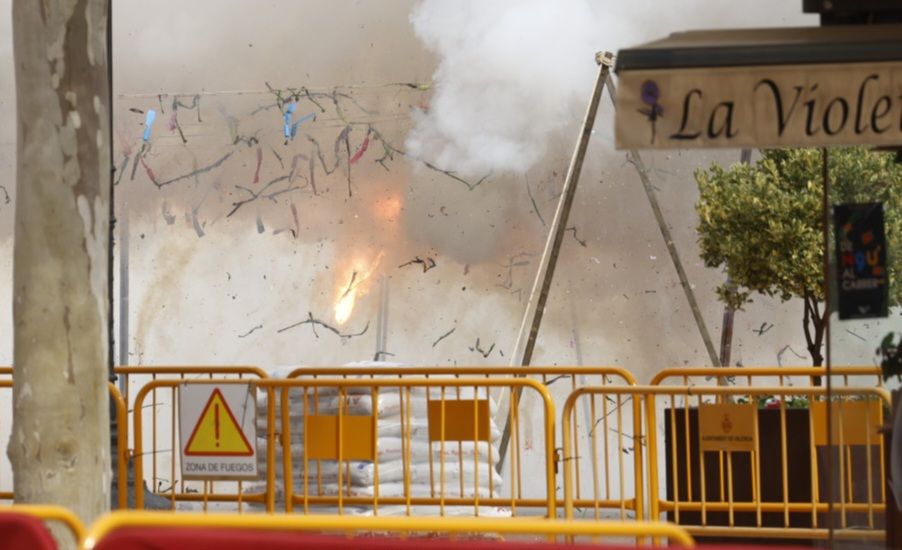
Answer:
[246, 364, 509, 517]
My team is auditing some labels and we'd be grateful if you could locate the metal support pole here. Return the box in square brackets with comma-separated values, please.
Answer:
[509, 51, 613, 368]
[106, 5, 165, 510]
[118, 197, 129, 376]
[718, 149, 751, 368]
[605, 74, 720, 369]
[822, 147, 834, 548]
[375, 276, 389, 360]
[497, 51, 613, 471]
[106, 0, 120, 509]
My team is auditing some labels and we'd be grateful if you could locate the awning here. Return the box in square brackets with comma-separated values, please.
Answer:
[614, 25, 902, 150]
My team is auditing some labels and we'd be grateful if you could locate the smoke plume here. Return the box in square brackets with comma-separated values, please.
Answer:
[406, 0, 815, 178]
[406, 0, 600, 177]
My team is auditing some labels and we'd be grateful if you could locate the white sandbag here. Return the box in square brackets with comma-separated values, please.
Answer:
[257, 438, 501, 469]
[354, 505, 512, 518]
[256, 416, 432, 439]
[258, 387, 499, 417]
[286, 458, 503, 489]
[241, 480, 368, 515]
[257, 391, 430, 419]
[258, 412, 502, 444]
[315, 481, 500, 499]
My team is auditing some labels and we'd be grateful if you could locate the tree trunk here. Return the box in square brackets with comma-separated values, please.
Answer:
[8, 0, 111, 545]
[802, 291, 826, 384]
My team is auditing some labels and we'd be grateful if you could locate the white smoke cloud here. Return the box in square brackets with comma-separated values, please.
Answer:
[407, 0, 600, 177]
[406, 0, 816, 177]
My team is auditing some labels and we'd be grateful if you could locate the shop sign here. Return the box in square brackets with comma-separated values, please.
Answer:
[616, 61, 902, 149]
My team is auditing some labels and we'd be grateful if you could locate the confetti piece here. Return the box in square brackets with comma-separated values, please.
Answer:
[290, 113, 315, 139]
[283, 103, 297, 139]
[282, 102, 314, 142]
[143, 109, 156, 141]
[349, 132, 371, 164]
[252, 147, 263, 184]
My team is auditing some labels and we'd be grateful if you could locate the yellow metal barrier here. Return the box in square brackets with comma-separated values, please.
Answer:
[286, 365, 640, 518]
[118, 366, 267, 510]
[113, 365, 268, 407]
[562, 384, 890, 542]
[83, 511, 696, 548]
[0, 378, 128, 509]
[108, 383, 129, 510]
[0, 368, 11, 502]
[0, 504, 87, 547]
[132, 377, 557, 517]
[650, 366, 882, 387]
[286, 365, 636, 386]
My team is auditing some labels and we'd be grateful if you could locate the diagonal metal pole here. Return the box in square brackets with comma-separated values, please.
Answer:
[718, 149, 751, 369]
[496, 52, 613, 472]
[821, 148, 834, 548]
[604, 73, 720, 369]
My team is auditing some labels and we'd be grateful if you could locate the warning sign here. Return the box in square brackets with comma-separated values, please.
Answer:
[178, 383, 257, 480]
[185, 389, 253, 456]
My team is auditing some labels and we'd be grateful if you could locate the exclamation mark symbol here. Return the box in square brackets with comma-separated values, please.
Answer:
[214, 402, 220, 448]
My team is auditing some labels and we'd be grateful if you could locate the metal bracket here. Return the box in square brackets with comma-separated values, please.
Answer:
[596, 51, 615, 67]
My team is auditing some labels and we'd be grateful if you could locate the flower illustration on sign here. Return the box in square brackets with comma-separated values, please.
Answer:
[638, 80, 663, 144]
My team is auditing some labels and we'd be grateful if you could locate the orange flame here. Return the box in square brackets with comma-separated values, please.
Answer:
[373, 194, 403, 223]
[333, 252, 384, 325]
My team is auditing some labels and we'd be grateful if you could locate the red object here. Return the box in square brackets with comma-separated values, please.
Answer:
[252, 147, 263, 184]
[0, 512, 58, 550]
[88, 527, 816, 550]
[350, 133, 371, 164]
[138, 155, 158, 186]
[91, 528, 674, 550]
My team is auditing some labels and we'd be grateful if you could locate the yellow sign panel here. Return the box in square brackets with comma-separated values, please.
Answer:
[698, 403, 758, 452]
[427, 399, 490, 442]
[811, 400, 883, 446]
[184, 388, 253, 456]
[305, 415, 375, 461]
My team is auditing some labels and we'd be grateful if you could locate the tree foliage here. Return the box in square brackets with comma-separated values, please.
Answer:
[695, 147, 902, 365]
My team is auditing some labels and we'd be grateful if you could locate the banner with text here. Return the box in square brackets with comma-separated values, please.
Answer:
[835, 202, 889, 320]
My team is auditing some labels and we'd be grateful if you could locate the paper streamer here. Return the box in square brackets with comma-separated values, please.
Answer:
[283, 103, 314, 141]
[283, 103, 297, 139]
[291, 113, 316, 139]
[143, 109, 156, 141]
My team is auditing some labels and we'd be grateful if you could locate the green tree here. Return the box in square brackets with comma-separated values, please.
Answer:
[695, 147, 902, 366]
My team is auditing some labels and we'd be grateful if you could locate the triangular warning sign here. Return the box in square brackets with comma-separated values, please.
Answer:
[184, 388, 253, 456]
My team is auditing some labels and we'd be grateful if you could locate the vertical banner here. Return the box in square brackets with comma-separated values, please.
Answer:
[834, 202, 889, 320]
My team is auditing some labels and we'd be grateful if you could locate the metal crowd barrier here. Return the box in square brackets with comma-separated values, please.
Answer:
[113, 365, 268, 408]
[285, 365, 640, 518]
[0, 504, 87, 548]
[83, 511, 696, 548]
[116, 366, 268, 510]
[0, 372, 128, 509]
[285, 365, 637, 389]
[562, 384, 890, 542]
[132, 377, 557, 517]
[650, 366, 883, 388]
